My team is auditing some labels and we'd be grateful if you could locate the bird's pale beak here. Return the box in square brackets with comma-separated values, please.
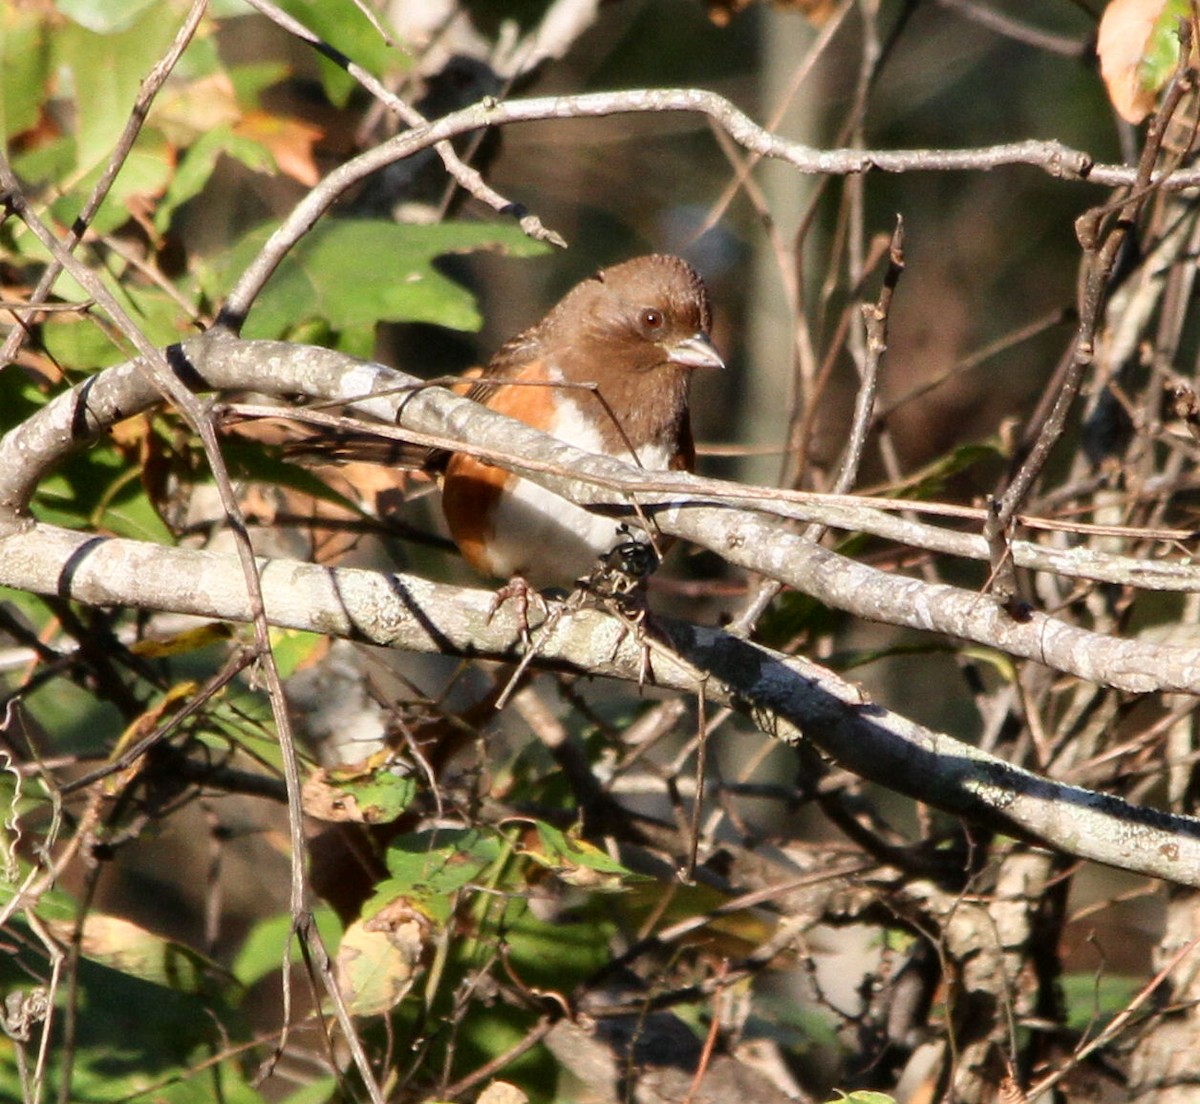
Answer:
[666, 332, 725, 370]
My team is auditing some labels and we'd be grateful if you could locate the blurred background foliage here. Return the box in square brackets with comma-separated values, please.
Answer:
[0, 1, 1173, 1103]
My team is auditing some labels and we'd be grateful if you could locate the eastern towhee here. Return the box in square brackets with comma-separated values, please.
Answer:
[438, 254, 723, 588]
[290, 254, 723, 587]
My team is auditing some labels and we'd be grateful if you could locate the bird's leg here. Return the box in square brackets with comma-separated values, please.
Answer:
[487, 575, 549, 648]
[487, 575, 556, 710]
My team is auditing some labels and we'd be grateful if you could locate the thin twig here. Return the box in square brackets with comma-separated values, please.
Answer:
[238, 0, 565, 248]
[0, 165, 386, 1104]
[59, 648, 258, 795]
[985, 43, 1198, 603]
[697, 0, 855, 237]
[214, 84, 1138, 327]
[836, 217, 905, 496]
[728, 219, 903, 635]
[936, 0, 1092, 58]
[1026, 935, 1200, 1101]
[438, 1015, 556, 1100]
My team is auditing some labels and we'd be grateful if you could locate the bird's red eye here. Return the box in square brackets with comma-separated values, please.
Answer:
[640, 308, 664, 332]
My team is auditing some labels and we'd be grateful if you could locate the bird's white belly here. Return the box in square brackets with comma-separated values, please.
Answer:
[480, 397, 672, 587]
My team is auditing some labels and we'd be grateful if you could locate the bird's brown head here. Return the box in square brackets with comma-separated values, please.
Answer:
[515, 254, 723, 462]
[542, 253, 724, 380]
[473, 253, 723, 467]
[443, 255, 724, 581]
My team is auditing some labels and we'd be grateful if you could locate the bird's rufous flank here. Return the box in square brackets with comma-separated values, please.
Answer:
[438, 253, 723, 588]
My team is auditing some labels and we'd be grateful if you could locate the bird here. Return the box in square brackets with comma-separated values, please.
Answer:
[437, 253, 724, 589]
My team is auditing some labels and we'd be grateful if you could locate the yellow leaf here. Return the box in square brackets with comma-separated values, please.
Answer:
[130, 622, 233, 658]
[45, 914, 226, 993]
[336, 898, 428, 1016]
[234, 110, 324, 187]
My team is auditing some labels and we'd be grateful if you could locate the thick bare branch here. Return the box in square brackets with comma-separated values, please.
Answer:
[1, 519, 1198, 887]
[4, 336, 1200, 696]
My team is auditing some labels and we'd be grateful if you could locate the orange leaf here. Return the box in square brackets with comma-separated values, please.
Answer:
[235, 111, 324, 187]
[1097, 0, 1169, 123]
[151, 72, 241, 144]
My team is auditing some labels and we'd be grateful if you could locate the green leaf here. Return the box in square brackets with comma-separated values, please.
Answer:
[276, 0, 403, 105]
[373, 827, 507, 923]
[499, 903, 616, 992]
[1142, 1, 1191, 94]
[278, 1078, 339, 1104]
[42, 283, 187, 372]
[33, 447, 124, 527]
[0, 6, 52, 141]
[156, 125, 278, 235]
[52, 7, 181, 172]
[335, 900, 426, 1015]
[7, 132, 76, 193]
[202, 219, 549, 342]
[41, 315, 131, 372]
[97, 478, 177, 542]
[49, 912, 234, 996]
[889, 440, 1005, 501]
[3, 220, 173, 321]
[533, 819, 632, 870]
[49, 131, 175, 237]
[0, 950, 257, 1103]
[959, 644, 1017, 682]
[200, 701, 291, 774]
[346, 770, 418, 822]
[227, 61, 293, 106]
[1061, 971, 1142, 1033]
[14, 664, 124, 758]
[0, 363, 48, 432]
[518, 818, 641, 888]
[0, 588, 55, 651]
[305, 757, 419, 825]
[383, 827, 506, 893]
[232, 905, 342, 988]
[57, 0, 163, 35]
[269, 628, 326, 679]
[0, 862, 80, 927]
[31, 440, 175, 544]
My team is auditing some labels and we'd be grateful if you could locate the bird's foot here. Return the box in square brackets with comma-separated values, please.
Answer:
[489, 579, 566, 711]
[487, 575, 550, 648]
